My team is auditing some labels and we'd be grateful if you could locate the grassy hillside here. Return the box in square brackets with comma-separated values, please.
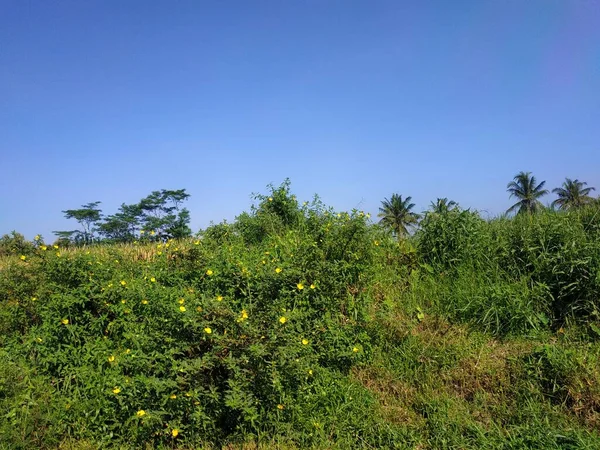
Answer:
[1, 186, 599, 449]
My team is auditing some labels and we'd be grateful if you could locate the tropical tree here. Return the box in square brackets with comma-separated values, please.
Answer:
[56, 201, 103, 243]
[429, 198, 458, 214]
[551, 178, 596, 210]
[378, 194, 420, 237]
[506, 171, 548, 215]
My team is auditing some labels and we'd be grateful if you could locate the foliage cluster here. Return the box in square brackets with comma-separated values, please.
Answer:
[1, 181, 599, 448]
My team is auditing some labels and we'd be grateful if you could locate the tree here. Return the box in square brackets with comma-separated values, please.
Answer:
[506, 171, 548, 215]
[98, 203, 142, 242]
[378, 194, 420, 237]
[138, 189, 192, 240]
[429, 198, 458, 214]
[57, 201, 102, 243]
[551, 178, 596, 210]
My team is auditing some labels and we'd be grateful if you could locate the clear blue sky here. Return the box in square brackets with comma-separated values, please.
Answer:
[1, 0, 599, 240]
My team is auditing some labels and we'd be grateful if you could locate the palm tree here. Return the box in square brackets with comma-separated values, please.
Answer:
[378, 194, 420, 237]
[551, 178, 595, 210]
[429, 198, 458, 214]
[506, 171, 548, 215]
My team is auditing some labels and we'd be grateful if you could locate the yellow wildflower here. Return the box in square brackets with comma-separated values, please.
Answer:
[170, 394, 177, 399]
[41, 245, 47, 251]
[352, 346, 359, 353]
[194, 240, 200, 245]
[178, 298, 185, 304]
[34, 234, 40, 241]
[297, 283, 304, 290]
[206, 269, 213, 276]
[61, 319, 69, 325]
[196, 306, 203, 312]
[141, 299, 148, 305]
[150, 277, 156, 283]
[113, 387, 121, 394]
[279, 316, 287, 324]
[179, 306, 186, 312]
[204, 327, 212, 334]
[31, 297, 37, 301]
[275, 267, 282, 273]
[20, 255, 26, 261]
[120, 280, 126, 286]
[277, 404, 284, 410]
[216, 295, 223, 301]
[310, 284, 316, 289]
[53, 244, 59, 249]
[308, 369, 313, 375]
[125, 349, 131, 354]
[136, 410, 146, 417]
[172, 429, 179, 437]
[302, 339, 309, 345]
[268, 197, 273, 202]
[108, 355, 115, 362]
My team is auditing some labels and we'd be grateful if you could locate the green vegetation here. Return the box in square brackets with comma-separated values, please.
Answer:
[1, 176, 599, 449]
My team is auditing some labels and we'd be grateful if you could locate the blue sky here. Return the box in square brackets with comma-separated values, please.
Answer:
[1, 0, 599, 240]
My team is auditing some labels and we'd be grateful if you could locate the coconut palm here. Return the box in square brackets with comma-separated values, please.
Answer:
[378, 194, 420, 237]
[429, 198, 458, 214]
[551, 178, 596, 210]
[506, 171, 548, 215]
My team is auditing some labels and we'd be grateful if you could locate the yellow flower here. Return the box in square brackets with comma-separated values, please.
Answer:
[20, 255, 26, 261]
[121, 299, 126, 304]
[204, 327, 212, 334]
[237, 309, 249, 322]
[268, 197, 273, 202]
[136, 410, 146, 417]
[194, 240, 200, 245]
[216, 295, 223, 302]
[108, 355, 115, 362]
[297, 283, 304, 290]
[277, 404, 284, 410]
[56, 252, 61, 257]
[170, 394, 177, 399]
[61, 319, 69, 325]
[308, 369, 313, 375]
[275, 267, 282, 273]
[37, 337, 43, 343]
[179, 306, 186, 312]
[125, 349, 131, 354]
[172, 428, 179, 437]
[352, 346, 359, 353]
[113, 387, 121, 394]
[41, 245, 47, 251]
[302, 339, 309, 345]
[34, 234, 40, 241]
[279, 316, 287, 324]
[374, 240, 379, 246]
[140, 230, 145, 235]
[141, 299, 148, 305]
[31, 297, 37, 301]
[196, 306, 203, 312]
[120, 280, 126, 286]
[150, 230, 155, 235]
[178, 298, 185, 304]
[206, 269, 213, 276]
[150, 277, 156, 283]
[53, 244, 59, 249]
[157, 251, 162, 256]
